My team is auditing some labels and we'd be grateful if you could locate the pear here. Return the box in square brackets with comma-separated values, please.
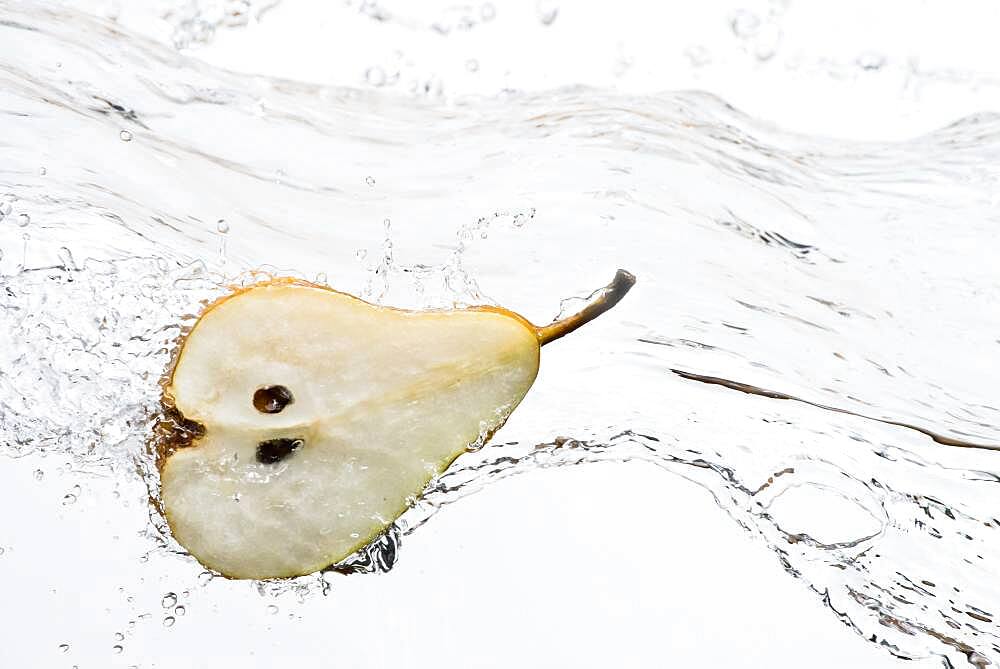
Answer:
[158, 270, 635, 579]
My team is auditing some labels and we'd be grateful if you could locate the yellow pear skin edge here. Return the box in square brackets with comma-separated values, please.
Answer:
[155, 269, 635, 578]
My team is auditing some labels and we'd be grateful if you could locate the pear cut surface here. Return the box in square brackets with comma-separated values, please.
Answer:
[161, 282, 540, 579]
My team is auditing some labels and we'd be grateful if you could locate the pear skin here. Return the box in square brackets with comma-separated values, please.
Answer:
[158, 271, 635, 579]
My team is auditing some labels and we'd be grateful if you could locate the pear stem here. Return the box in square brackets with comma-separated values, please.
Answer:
[536, 269, 636, 346]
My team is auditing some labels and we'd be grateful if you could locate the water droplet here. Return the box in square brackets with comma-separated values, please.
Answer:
[480, 3, 495, 21]
[216, 219, 229, 234]
[466, 59, 479, 73]
[62, 493, 77, 505]
[365, 66, 386, 87]
[0, 201, 11, 219]
[163, 616, 175, 628]
[33, 469, 44, 481]
[536, 0, 558, 25]
[58, 643, 70, 653]
[112, 645, 123, 655]
[114, 632, 124, 642]
[857, 51, 886, 71]
[266, 604, 279, 615]
[349, 532, 360, 539]
[197, 571, 214, 586]
[119, 130, 132, 142]
[730, 10, 760, 38]
[161, 593, 177, 608]
[365, 176, 376, 187]
[15, 213, 29, 228]
[174, 605, 186, 616]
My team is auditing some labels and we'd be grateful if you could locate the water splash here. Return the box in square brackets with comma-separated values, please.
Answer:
[3, 2, 1000, 667]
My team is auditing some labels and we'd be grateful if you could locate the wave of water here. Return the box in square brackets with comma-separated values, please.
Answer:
[3, 2, 1000, 666]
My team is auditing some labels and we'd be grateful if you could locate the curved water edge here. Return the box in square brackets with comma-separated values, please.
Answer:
[2, 2, 1000, 666]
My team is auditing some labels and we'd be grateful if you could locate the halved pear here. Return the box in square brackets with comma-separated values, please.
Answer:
[158, 270, 635, 579]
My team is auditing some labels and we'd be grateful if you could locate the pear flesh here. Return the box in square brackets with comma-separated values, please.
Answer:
[162, 283, 539, 579]
[160, 271, 635, 579]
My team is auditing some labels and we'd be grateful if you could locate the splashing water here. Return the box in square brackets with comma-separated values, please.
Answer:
[3, 2, 1000, 667]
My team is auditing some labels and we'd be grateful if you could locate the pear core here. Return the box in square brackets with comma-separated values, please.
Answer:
[158, 271, 635, 579]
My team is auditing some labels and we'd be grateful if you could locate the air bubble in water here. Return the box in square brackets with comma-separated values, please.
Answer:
[365, 176, 376, 187]
[197, 571, 214, 586]
[365, 67, 386, 87]
[114, 632, 124, 642]
[15, 214, 29, 228]
[39, 167, 47, 176]
[58, 643, 69, 653]
[175, 605, 186, 616]
[112, 645, 123, 655]
[119, 130, 132, 142]
[62, 493, 77, 505]
[163, 616, 175, 627]
[536, 1, 558, 26]
[216, 219, 229, 234]
[266, 604, 278, 615]
[161, 593, 177, 608]
[33, 469, 44, 481]
[0, 200, 11, 220]
[730, 10, 760, 38]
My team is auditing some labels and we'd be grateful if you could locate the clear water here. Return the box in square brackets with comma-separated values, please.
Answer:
[3, 2, 1000, 667]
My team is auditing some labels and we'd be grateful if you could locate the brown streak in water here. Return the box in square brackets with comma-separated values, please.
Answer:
[671, 369, 1000, 453]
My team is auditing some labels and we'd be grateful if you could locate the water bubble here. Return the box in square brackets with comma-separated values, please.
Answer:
[15, 213, 29, 228]
[857, 51, 886, 71]
[216, 219, 229, 234]
[33, 469, 44, 481]
[349, 532, 360, 539]
[112, 645, 123, 655]
[119, 130, 132, 142]
[753, 23, 782, 61]
[0, 200, 11, 219]
[536, 0, 558, 26]
[62, 493, 77, 505]
[466, 59, 479, 73]
[266, 604, 279, 615]
[114, 632, 124, 642]
[480, 3, 495, 21]
[163, 616, 175, 627]
[39, 167, 47, 176]
[0, 547, 5, 556]
[730, 10, 760, 38]
[383, 217, 391, 230]
[355, 248, 368, 261]
[58, 643, 70, 653]
[174, 605, 186, 616]
[365, 176, 376, 187]
[197, 571, 214, 586]
[365, 66, 386, 87]
[161, 593, 177, 608]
